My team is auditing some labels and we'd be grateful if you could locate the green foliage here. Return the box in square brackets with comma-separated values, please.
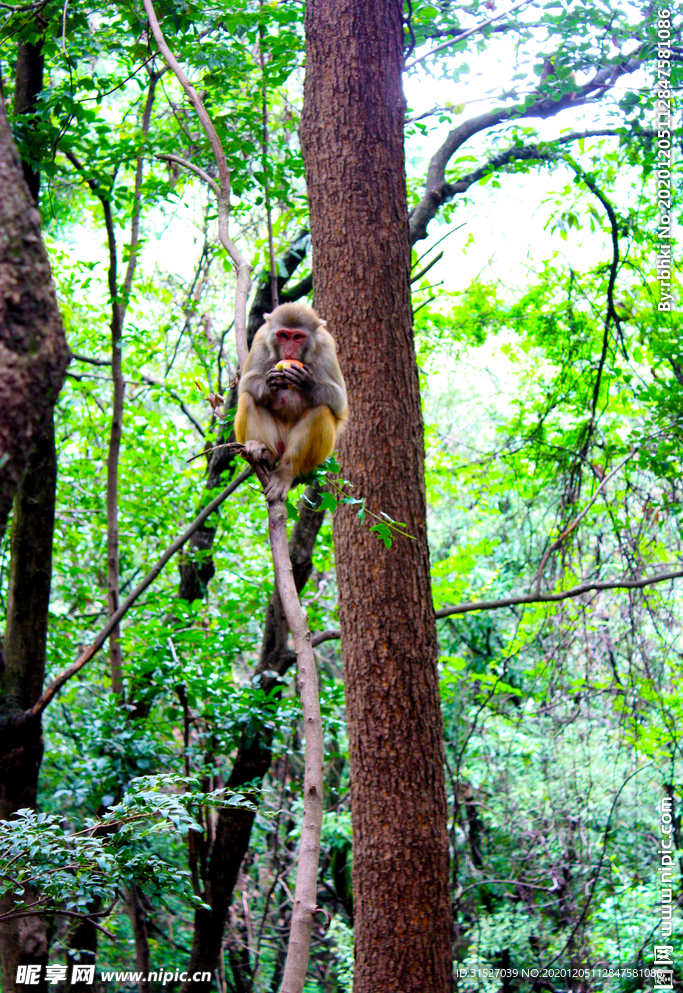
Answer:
[1, 776, 254, 920]
[1, 0, 681, 987]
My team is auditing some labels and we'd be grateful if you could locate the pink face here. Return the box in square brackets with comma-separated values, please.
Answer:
[276, 328, 308, 361]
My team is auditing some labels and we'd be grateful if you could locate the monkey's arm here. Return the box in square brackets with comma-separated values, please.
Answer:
[238, 329, 281, 403]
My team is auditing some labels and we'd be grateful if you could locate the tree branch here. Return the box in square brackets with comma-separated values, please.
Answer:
[25, 469, 252, 720]
[309, 565, 683, 642]
[438, 567, 683, 617]
[565, 157, 625, 453]
[142, 0, 251, 367]
[409, 56, 643, 244]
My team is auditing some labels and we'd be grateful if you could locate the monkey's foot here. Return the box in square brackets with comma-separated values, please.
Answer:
[243, 440, 275, 470]
[264, 468, 294, 504]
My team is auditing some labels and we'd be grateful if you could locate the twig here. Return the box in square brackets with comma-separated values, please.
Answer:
[410, 251, 443, 284]
[535, 450, 635, 594]
[25, 469, 252, 719]
[142, 0, 252, 367]
[137, 372, 205, 436]
[187, 442, 239, 465]
[310, 565, 683, 641]
[405, 0, 533, 70]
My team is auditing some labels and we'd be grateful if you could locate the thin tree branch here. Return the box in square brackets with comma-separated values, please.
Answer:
[405, 0, 533, 70]
[566, 157, 626, 449]
[103, 191, 125, 696]
[25, 469, 252, 720]
[535, 450, 635, 594]
[71, 351, 111, 367]
[61, 148, 125, 693]
[137, 373, 205, 436]
[310, 565, 683, 641]
[119, 73, 158, 326]
[438, 567, 683, 617]
[410, 251, 443, 283]
[142, 0, 251, 367]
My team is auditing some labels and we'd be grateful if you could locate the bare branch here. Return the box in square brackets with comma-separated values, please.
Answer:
[535, 450, 635, 594]
[310, 565, 683, 639]
[142, 0, 251, 367]
[411, 250, 443, 283]
[25, 469, 252, 719]
[437, 567, 683, 618]
[405, 0, 534, 70]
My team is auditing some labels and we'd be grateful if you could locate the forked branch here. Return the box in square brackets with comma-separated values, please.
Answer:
[227, 442, 326, 993]
[142, 0, 251, 366]
[140, 8, 326, 988]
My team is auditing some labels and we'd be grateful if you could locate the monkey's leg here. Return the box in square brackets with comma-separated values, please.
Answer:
[235, 392, 281, 468]
[264, 406, 337, 503]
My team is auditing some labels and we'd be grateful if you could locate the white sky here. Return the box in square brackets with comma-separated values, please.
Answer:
[401, 23, 653, 295]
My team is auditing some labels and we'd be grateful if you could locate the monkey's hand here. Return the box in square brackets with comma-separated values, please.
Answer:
[266, 367, 288, 391]
[280, 364, 313, 394]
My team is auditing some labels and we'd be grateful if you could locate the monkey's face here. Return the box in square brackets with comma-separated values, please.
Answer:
[275, 328, 310, 362]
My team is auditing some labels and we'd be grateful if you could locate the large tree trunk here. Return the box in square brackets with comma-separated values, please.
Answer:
[0, 417, 57, 991]
[0, 31, 67, 989]
[0, 99, 68, 540]
[300, 3, 453, 991]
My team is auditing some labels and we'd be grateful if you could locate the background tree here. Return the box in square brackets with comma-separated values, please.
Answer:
[0, 23, 69, 978]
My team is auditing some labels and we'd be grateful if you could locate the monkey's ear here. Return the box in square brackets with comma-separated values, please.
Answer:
[319, 318, 328, 329]
[264, 312, 272, 321]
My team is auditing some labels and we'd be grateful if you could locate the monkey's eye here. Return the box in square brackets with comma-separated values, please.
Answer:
[293, 333, 305, 341]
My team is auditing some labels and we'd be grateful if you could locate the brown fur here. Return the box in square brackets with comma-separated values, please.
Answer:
[235, 304, 347, 501]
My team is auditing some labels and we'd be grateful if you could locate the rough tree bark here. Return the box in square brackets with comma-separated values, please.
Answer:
[300, 2, 453, 991]
[0, 420, 57, 992]
[0, 30, 68, 990]
[0, 99, 69, 540]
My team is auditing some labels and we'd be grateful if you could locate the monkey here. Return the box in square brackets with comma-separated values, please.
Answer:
[235, 303, 348, 503]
